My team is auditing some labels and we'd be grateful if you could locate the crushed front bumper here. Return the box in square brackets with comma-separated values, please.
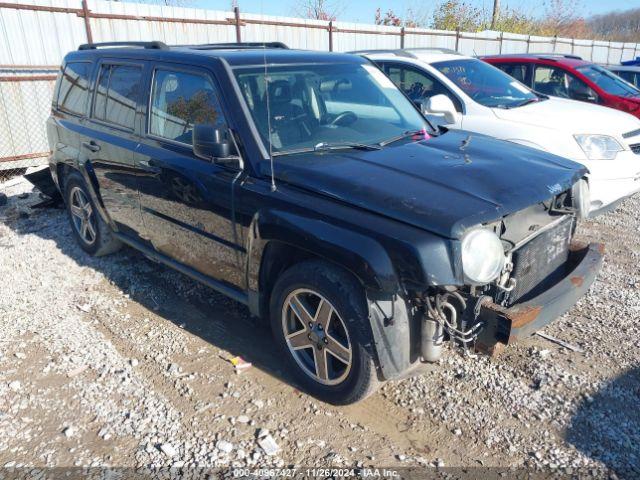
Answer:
[476, 241, 604, 355]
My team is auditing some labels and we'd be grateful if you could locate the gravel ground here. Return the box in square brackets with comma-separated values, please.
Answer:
[0, 177, 638, 477]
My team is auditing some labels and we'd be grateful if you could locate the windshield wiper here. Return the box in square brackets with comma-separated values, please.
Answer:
[507, 97, 540, 109]
[378, 129, 428, 147]
[272, 142, 381, 157]
[313, 142, 381, 152]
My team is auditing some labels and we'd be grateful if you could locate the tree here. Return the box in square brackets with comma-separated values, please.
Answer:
[538, 0, 591, 38]
[588, 7, 640, 42]
[432, 0, 483, 31]
[429, 0, 592, 38]
[294, 0, 342, 21]
[374, 7, 429, 28]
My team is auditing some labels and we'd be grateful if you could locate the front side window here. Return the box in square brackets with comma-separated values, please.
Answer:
[234, 62, 429, 153]
[433, 58, 538, 109]
[149, 69, 227, 145]
[382, 63, 462, 112]
[576, 65, 640, 98]
[534, 65, 597, 102]
[57, 62, 91, 116]
[93, 64, 143, 129]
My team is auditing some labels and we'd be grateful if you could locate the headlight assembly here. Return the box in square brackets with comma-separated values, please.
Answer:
[574, 134, 623, 160]
[460, 228, 506, 285]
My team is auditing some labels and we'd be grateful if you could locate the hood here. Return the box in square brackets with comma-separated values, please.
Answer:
[270, 130, 586, 239]
[491, 97, 640, 137]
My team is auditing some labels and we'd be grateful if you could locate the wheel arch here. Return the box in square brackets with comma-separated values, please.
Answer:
[58, 160, 116, 230]
[246, 209, 400, 320]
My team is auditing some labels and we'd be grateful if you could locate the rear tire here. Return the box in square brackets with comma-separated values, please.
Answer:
[64, 171, 121, 256]
[270, 260, 379, 405]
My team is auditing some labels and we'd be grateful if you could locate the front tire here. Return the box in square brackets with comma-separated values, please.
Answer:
[64, 171, 121, 256]
[270, 260, 379, 405]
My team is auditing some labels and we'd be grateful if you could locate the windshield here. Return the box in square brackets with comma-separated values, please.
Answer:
[234, 62, 430, 154]
[433, 58, 539, 109]
[576, 65, 640, 98]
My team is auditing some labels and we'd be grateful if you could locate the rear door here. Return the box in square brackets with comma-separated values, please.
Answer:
[134, 62, 244, 289]
[80, 59, 147, 237]
[48, 61, 92, 180]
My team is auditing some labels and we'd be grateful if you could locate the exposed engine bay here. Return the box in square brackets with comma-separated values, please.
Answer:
[417, 189, 588, 362]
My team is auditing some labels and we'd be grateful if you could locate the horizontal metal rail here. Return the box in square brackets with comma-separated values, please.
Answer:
[0, 75, 57, 82]
[0, 152, 51, 163]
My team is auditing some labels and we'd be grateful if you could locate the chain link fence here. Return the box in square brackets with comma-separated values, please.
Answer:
[0, 67, 57, 186]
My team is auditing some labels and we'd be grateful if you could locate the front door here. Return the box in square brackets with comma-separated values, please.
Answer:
[135, 64, 245, 289]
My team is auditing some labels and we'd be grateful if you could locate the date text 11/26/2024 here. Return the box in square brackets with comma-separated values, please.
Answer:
[232, 468, 401, 477]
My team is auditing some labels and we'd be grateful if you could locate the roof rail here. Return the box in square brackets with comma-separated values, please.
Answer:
[348, 49, 418, 58]
[350, 47, 462, 58]
[483, 53, 583, 61]
[183, 42, 289, 50]
[78, 41, 168, 50]
[405, 47, 461, 55]
[531, 53, 583, 60]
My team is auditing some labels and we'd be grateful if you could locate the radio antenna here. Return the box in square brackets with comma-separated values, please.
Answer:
[262, 24, 276, 191]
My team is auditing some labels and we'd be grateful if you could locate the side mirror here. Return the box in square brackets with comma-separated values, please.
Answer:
[424, 94, 460, 125]
[571, 85, 597, 103]
[193, 125, 231, 160]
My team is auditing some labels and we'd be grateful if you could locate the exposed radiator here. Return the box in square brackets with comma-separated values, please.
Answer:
[508, 216, 574, 305]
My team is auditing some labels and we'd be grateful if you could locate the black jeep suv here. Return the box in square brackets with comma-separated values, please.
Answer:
[47, 41, 602, 404]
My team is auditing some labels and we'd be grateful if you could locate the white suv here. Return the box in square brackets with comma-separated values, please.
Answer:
[356, 49, 640, 216]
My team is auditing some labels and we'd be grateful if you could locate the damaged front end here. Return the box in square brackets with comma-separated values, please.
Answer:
[416, 191, 604, 362]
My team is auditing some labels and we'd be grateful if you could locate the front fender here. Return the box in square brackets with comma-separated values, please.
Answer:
[76, 158, 118, 231]
[246, 209, 423, 380]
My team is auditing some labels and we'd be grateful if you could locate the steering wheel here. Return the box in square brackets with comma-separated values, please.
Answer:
[330, 111, 358, 127]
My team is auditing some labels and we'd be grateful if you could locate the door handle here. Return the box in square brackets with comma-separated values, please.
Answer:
[138, 158, 161, 173]
[82, 141, 101, 153]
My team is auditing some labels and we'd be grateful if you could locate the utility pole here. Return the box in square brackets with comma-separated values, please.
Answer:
[491, 0, 500, 29]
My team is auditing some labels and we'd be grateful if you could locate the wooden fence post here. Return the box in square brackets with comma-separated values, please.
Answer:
[552, 35, 557, 53]
[526, 35, 531, 53]
[590, 40, 594, 61]
[234, 6, 241, 43]
[81, 0, 93, 44]
[328, 21, 333, 52]
[498, 31, 503, 54]
[571, 38, 575, 55]
[454, 28, 460, 52]
[400, 27, 405, 49]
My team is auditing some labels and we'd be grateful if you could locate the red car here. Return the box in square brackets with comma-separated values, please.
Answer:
[482, 54, 640, 118]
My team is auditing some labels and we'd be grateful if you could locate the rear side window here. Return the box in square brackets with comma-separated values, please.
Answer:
[57, 62, 91, 116]
[149, 69, 227, 145]
[93, 64, 143, 130]
[495, 63, 529, 85]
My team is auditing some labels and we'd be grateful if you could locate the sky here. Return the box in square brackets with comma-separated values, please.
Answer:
[191, 0, 640, 24]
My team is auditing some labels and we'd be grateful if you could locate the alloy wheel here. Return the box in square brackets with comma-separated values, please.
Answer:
[281, 288, 352, 386]
[69, 186, 97, 245]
